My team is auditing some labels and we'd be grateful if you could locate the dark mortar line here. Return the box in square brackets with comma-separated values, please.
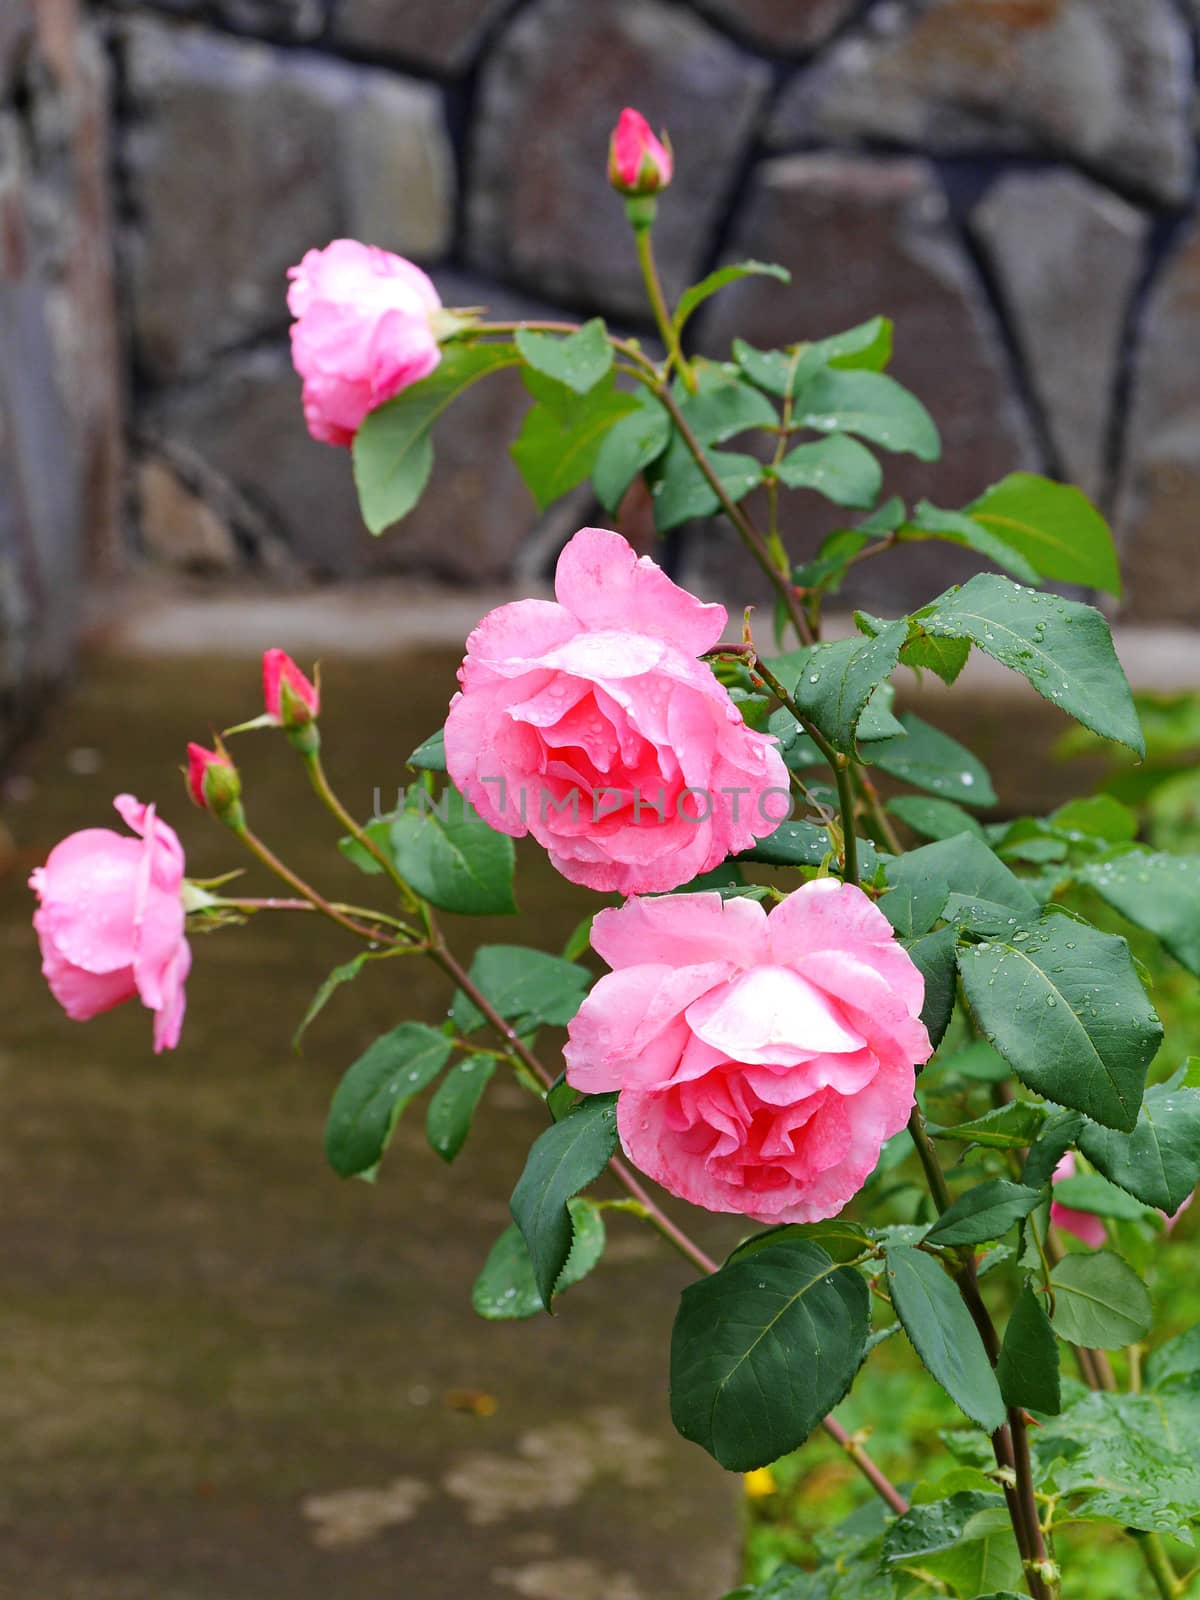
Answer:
[133, 322, 297, 406]
[936, 159, 1057, 480]
[441, 0, 536, 263]
[1102, 203, 1196, 511]
[675, 0, 881, 66]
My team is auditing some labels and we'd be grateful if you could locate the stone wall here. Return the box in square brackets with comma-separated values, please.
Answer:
[12, 0, 1200, 664]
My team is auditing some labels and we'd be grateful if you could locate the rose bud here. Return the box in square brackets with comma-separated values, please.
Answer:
[607, 108, 673, 198]
[29, 795, 191, 1053]
[287, 239, 443, 447]
[1050, 1152, 1107, 1248]
[186, 741, 243, 826]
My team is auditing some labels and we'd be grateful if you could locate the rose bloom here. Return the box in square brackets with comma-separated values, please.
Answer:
[287, 239, 442, 447]
[444, 526, 790, 894]
[564, 883, 932, 1222]
[608, 107, 673, 195]
[30, 795, 191, 1053]
[1052, 1151, 1192, 1242]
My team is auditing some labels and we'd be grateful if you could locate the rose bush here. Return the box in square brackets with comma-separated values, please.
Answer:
[444, 525, 789, 893]
[25, 102, 1200, 1600]
[564, 883, 931, 1222]
[30, 795, 190, 1052]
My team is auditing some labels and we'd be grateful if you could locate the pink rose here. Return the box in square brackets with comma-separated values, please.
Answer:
[1052, 1152, 1193, 1242]
[443, 527, 790, 894]
[608, 108, 673, 196]
[287, 239, 442, 447]
[563, 883, 932, 1222]
[30, 795, 191, 1053]
[1050, 1152, 1108, 1248]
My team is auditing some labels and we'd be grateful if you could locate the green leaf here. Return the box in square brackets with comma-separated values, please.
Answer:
[678, 368, 778, 444]
[1053, 1172, 1149, 1221]
[1050, 794, 1137, 844]
[647, 434, 763, 533]
[921, 574, 1144, 756]
[900, 500, 1040, 586]
[727, 1219, 875, 1267]
[927, 1100, 1048, 1149]
[669, 1240, 870, 1471]
[789, 620, 909, 755]
[293, 951, 380, 1047]
[407, 728, 447, 772]
[450, 944, 590, 1037]
[884, 1493, 1022, 1597]
[887, 836, 1038, 932]
[966, 472, 1121, 596]
[939, 1041, 1012, 1083]
[672, 260, 791, 334]
[425, 1053, 496, 1163]
[997, 1282, 1061, 1415]
[390, 786, 516, 916]
[887, 796, 985, 843]
[883, 1242, 1006, 1431]
[353, 343, 519, 533]
[510, 1094, 618, 1311]
[808, 316, 894, 373]
[865, 713, 997, 806]
[1077, 1069, 1200, 1214]
[731, 339, 821, 398]
[904, 926, 958, 1048]
[925, 1180, 1042, 1247]
[473, 1199, 606, 1318]
[737, 820, 834, 868]
[957, 915, 1162, 1132]
[1049, 1251, 1152, 1347]
[325, 1022, 453, 1179]
[773, 435, 882, 509]
[1081, 851, 1200, 976]
[790, 368, 940, 461]
[510, 378, 639, 511]
[880, 873, 948, 939]
[1146, 1325, 1200, 1391]
[591, 397, 671, 512]
[901, 630, 972, 686]
[1021, 1107, 1085, 1189]
[1037, 1388, 1200, 1538]
[792, 527, 873, 597]
[514, 318, 612, 394]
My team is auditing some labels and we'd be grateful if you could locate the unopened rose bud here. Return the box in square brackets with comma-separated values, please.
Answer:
[186, 741, 244, 827]
[262, 648, 321, 754]
[608, 108, 673, 201]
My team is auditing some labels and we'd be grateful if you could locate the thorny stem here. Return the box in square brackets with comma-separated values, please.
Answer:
[303, 749, 420, 912]
[232, 824, 412, 947]
[215, 894, 416, 936]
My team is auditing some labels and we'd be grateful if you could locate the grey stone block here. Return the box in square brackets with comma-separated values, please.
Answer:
[973, 169, 1147, 504]
[121, 19, 455, 380]
[686, 154, 1037, 617]
[468, 0, 770, 317]
[770, 0, 1194, 207]
[212, 0, 327, 41]
[332, 0, 513, 73]
[1118, 217, 1200, 621]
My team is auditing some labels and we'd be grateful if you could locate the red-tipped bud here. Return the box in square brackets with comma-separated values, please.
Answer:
[608, 108, 673, 198]
[263, 648, 320, 729]
[186, 741, 243, 824]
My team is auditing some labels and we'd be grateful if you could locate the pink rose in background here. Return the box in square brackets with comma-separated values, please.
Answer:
[30, 795, 191, 1053]
[564, 883, 932, 1222]
[608, 108, 673, 195]
[1050, 1154, 1107, 1248]
[444, 527, 790, 894]
[1052, 1151, 1193, 1241]
[287, 239, 442, 447]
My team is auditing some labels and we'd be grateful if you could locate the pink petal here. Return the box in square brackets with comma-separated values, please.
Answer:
[685, 965, 866, 1063]
[553, 528, 726, 656]
[589, 892, 768, 972]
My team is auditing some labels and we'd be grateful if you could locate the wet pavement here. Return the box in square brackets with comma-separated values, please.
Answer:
[0, 647, 740, 1600]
